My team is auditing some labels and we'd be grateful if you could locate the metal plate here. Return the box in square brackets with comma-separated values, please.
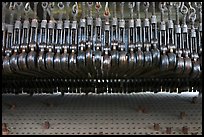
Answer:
[2, 92, 202, 135]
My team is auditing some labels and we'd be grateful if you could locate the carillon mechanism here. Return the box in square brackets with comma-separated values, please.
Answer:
[2, 2, 202, 94]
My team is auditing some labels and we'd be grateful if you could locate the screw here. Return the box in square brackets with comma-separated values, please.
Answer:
[180, 112, 186, 119]
[153, 123, 160, 131]
[43, 121, 50, 129]
[182, 126, 188, 134]
[99, 132, 103, 135]
[166, 127, 172, 134]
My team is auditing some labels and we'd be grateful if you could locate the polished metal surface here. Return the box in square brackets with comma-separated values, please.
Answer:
[2, 2, 202, 94]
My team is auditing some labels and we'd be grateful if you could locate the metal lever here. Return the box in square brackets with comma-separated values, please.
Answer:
[3, 3, 14, 73]
[188, 2, 200, 78]
[61, 2, 70, 73]
[159, 2, 169, 71]
[69, 3, 78, 76]
[102, 2, 111, 78]
[110, 2, 119, 78]
[54, 2, 64, 71]
[181, 2, 192, 75]
[195, 2, 202, 70]
[128, 2, 136, 70]
[174, 2, 184, 75]
[166, 2, 177, 70]
[151, 2, 160, 67]
[93, 2, 103, 78]
[118, 2, 128, 78]
[46, 2, 55, 71]
[38, 2, 48, 71]
[85, 2, 94, 78]
[78, 2, 86, 75]
[27, 2, 38, 70]
[143, 2, 152, 68]
[10, 2, 22, 72]
[135, 2, 144, 69]
[18, 2, 31, 71]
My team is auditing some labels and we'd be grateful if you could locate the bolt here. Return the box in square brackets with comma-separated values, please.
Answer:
[166, 127, 172, 134]
[180, 112, 186, 119]
[43, 121, 50, 129]
[153, 123, 160, 131]
[182, 126, 188, 134]
[191, 96, 198, 104]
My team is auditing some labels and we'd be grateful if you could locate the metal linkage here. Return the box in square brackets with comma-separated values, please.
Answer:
[181, 2, 192, 76]
[1, 2, 202, 94]
[10, 2, 23, 73]
[188, 2, 200, 78]
[3, 3, 15, 74]
[174, 2, 185, 75]
[27, 2, 38, 71]
[38, 2, 48, 71]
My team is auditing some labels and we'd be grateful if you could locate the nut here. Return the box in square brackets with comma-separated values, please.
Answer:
[180, 112, 186, 119]
[191, 132, 198, 135]
[10, 104, 16, 110]
[138, 105, 148, 113]
[166, 127, 172, 134]
[153, 123, 160, 131]
[43, 121, 50, 129]
[191, 97, 197, 104]
[182, 126, 188, 134]
[2, 128, 9, 135]
[2, 123, 7, 129]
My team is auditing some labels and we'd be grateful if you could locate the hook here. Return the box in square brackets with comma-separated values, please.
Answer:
[24, 2, 31, 12]
[128, 2, 135, 8]
[188, 2, 196, 22]
[173, 2, 181, 9]
[180, 2, 188, 15]
[104, 2, 110, 17]
[159, 2, 167, 11]
[9, 2, 15, 10]
[143, 2, 149, 10]
[72, 3, 78, 16]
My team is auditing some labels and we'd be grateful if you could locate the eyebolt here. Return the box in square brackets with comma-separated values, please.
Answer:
[42, 2, 48, 9]
[58, 2, 64, 9]
[87, 2, 93, 6]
